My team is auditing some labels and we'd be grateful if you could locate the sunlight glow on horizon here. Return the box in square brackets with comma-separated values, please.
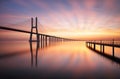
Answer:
[45, 31, 120, 40]
[0, 0, 120, 40]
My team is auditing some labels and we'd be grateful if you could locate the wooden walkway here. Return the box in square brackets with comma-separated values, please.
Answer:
[86, 41, 120, 63]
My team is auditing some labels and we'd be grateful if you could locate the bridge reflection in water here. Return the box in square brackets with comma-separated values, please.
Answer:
[0, 41, 120, 79]
[29, 39, 64, 68]
[29, 41, 38, 67]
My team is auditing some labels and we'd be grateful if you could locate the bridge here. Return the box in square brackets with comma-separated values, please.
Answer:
[0, 17, 75, 46]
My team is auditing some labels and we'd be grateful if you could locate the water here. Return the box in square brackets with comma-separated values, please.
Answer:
[0, 41, 120, 79]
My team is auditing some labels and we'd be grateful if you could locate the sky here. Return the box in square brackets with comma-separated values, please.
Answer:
[0, 0, 120, 40]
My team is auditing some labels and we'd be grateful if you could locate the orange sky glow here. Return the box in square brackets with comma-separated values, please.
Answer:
[0, 0, 120, 40]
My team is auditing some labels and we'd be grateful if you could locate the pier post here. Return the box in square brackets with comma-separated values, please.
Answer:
[89, 42, 90, 47]
[94, 43, 96, 50]
[90, 42, 92, 48]
[103, 45, 104, 53]
[89, 42, 91, 48]
[100, 41, 102, 52]
[90, 42, 91, 47]
[112, 39, 114, 57]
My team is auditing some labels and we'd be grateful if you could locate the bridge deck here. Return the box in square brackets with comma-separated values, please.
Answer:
[0, 26, 71, 40]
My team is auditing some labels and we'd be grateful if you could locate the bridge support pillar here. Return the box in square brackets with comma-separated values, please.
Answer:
[49, 37, 51, 45]
[29, 17, 39, 42]
[45, 36, 47, 46]
[40, 35, 43, 48]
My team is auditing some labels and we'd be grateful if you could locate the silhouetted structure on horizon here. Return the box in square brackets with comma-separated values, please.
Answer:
[29, 17, 39, 42]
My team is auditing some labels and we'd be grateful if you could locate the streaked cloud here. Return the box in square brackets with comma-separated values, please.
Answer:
[0, 0, 120, 40]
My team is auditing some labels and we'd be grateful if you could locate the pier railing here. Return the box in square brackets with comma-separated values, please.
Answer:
[86, 40, 120, 63]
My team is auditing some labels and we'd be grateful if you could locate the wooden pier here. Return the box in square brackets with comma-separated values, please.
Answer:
[86, 40, 120, 63]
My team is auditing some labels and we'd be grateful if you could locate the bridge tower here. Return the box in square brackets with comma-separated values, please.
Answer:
[29, 17, 39, 42]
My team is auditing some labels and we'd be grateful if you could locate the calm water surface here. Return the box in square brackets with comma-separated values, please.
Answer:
[0, 41, 120, 79]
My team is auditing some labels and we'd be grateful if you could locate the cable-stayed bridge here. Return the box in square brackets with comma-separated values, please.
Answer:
[0, 17, 75, 42]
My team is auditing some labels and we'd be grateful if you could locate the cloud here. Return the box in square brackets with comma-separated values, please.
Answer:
[0, 0, 120, 39]
[104, 0, 115, 10]
[12, 0, 33, 9]
[84, 0, 96, 9]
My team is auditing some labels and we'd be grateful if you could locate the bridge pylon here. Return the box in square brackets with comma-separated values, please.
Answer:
[29, 17, 39, 42]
